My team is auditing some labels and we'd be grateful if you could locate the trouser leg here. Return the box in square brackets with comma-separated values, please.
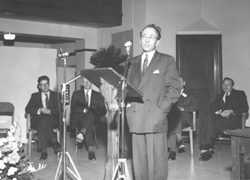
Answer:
[167, 132, 177, 151]
[199, 113, 215, 146]
[132, 133, 149, 180]
[132, 133, 168, 180]
[36, 116, 58, 150]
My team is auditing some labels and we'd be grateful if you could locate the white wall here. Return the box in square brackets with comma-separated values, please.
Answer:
[0, 46, 57, 142]
[98, 0, 250, 123]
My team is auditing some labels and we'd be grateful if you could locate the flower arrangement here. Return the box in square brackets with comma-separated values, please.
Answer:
[0, 120, 46, 180]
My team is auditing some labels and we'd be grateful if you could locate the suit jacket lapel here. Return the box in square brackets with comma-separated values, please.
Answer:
[38, 92, 44, 107]
[139, 51, 160, 90]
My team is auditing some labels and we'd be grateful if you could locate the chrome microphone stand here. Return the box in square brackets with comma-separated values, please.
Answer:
[54, 49, 82, 180]
[111, 41, 132, 180]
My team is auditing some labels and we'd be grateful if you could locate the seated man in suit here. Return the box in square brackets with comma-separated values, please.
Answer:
[25, 75, 62, 160]
[199, 77, 249, 161]
[70, 77, 107, 160]
[168, 76, 198, 160]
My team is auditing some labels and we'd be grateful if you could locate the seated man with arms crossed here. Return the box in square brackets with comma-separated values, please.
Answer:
[199, 77, 249, 161]
[70, 77, 107, 160]
[168, 76, 198, 160]
[25, 75, 62, 160]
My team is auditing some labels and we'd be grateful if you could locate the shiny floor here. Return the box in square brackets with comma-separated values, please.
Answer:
[29, 130, 248, 180]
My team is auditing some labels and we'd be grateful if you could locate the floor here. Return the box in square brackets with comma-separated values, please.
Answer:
[28, 129, 250, 180]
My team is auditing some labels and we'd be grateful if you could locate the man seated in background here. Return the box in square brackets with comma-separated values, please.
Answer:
[199, 77, 249, 161]
[25, 75, 62, 160]
[70, 77, 107, 160]
[168, 76, 198, 160]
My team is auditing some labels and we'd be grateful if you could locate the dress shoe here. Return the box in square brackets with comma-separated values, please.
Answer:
[40, 152, 48, 160]
[88, 151, 96, 161]
[76, 132, 84, 143]
[199, 151, 213, 161]
[168, 151, 176, 160]
[53, 141, 62, 154]
[177, 140, 185, 153]
[199, 144, 214, 151]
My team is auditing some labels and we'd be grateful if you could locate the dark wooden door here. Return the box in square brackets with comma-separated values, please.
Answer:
[176, 35, 222, 125]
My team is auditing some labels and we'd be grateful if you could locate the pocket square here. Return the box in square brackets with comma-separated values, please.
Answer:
[153, 70, 160, 74]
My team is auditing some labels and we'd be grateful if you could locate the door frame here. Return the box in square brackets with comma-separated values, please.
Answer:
[176, 35, 223, 102]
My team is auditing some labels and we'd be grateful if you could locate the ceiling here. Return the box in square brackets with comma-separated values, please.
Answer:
[0, 0, 122, 44]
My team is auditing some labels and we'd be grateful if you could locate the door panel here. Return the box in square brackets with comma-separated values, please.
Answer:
[176, 35, 222, 124]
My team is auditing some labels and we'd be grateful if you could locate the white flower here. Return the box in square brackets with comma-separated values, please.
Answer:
[10, 125, 16, 133]
[3, 157, 8, 163]
[13, 178, 17, 180]
[0, 160, 6, 170]
[8, 152, 20, 165]
[0, 138, 8, 146]
[7, 167, 18, 176]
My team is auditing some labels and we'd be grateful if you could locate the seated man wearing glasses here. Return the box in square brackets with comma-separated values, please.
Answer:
[25, 75, 62, 160]
[199, 77, 249, 161]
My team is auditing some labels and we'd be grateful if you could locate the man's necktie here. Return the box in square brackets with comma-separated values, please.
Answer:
[142, 54, 148, 75]
[45, 93, 49, 108]
[225, 93, 229, 103]
[85, 91, 89, 107]
[223, 93, 229, 103]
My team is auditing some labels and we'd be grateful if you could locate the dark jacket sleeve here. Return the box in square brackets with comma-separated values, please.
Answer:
[95, 93, 107, 116]
[70, 91, 88, 114]
[25, 93, 40, 115]
[182, 92, 199, 112]
[233, 91, 249, 116]
[49, 91, 61, 116]
[209, 94, 222, 113]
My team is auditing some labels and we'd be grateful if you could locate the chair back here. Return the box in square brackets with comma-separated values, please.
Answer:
[0, 102, 14, 132]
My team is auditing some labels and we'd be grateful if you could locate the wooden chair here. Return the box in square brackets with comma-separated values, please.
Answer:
[0, 102, 14, 136]
[181, 111, 196, 156]
[26, 113, 60, 158]
[216, 112, 248, 151]
[75, 127, 98, 154]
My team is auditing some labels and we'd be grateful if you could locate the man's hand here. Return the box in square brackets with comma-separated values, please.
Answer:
[215, 109, 222, 115]
[40, 108, 51, 114]
[221, 110, 234, 118]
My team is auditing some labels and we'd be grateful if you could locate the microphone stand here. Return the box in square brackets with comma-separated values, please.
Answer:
[54, 49, 82, 180]
[111, 45, 131, 180]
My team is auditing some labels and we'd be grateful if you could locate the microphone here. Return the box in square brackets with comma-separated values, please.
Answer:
[57, 52, 69, 58]
[123, 40, 133, 78]
[124, 41, 133, 55]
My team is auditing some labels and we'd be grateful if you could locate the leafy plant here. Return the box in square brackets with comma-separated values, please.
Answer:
[90, 44, 128, 75]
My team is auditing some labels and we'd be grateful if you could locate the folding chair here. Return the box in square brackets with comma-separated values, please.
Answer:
[0, 102, 14, 137]
[181, 111, 196, 156]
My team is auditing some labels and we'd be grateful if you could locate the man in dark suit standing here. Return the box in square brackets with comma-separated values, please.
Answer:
[199, 77, 249, 161]
[25, 75, 61, 160]
[70, 77, 107, 160]
[168, 76, 198, 160]
[126, 24, 182, 180]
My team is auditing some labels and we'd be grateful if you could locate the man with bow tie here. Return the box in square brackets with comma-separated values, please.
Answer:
[199, 77, 249, 161]
[126, 24, 181, 180]
[167, 76, 198, 160]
